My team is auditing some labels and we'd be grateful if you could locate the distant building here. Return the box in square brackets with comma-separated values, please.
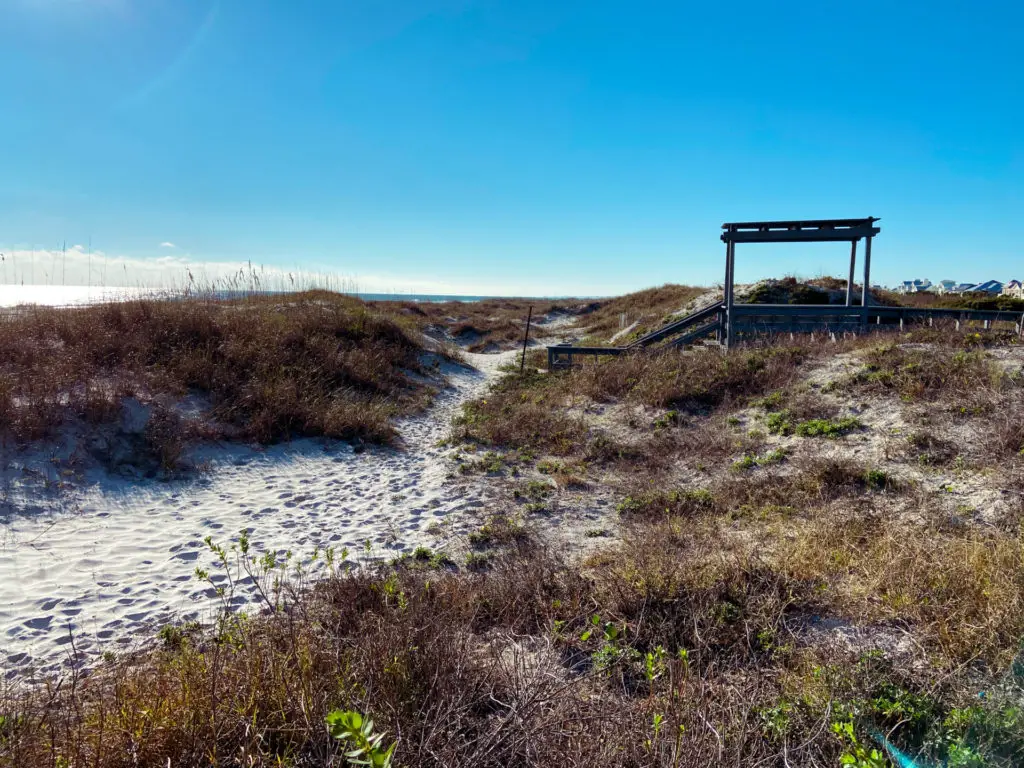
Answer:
[935, 279, 957, 294]
[896, 279, 932, 294]
[1003, 280, 1024, 299]
[972, 280, 1004, 295]
[950, 283, 978, 294]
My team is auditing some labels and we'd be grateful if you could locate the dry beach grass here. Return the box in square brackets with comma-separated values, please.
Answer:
[372, 296, 584, 353]
[5, 286, 1024, 766]
[0, 292, 440, 456]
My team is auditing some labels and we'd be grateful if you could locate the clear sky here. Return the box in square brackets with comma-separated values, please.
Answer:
[1, 0, 1021, 295]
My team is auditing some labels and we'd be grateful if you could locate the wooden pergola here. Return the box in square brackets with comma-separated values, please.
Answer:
[720, 217, 881, 347]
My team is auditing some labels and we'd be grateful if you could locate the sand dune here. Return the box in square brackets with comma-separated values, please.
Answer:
[0, 350, 515, 678]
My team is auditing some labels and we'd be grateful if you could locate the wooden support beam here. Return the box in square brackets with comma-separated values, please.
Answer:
[861, 235, 873, 327]
[723, 228, 878, 244]
[846, 239, 857, 306]
[725, 240, 736, 349]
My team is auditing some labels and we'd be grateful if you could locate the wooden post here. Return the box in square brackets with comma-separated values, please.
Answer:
[846, 239, 857, 306]
[520, 306, 533, 375]
[724, 240, 736, 349]
[717, 237, 731, 346]
[726, 239, 733, 343]
[861, 235, 872, 328]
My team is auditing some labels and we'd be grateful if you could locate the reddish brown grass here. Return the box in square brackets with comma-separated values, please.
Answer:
[375, 297, 584, 352]
[577, 284, 707, 342]
[0, 292, 438, 451]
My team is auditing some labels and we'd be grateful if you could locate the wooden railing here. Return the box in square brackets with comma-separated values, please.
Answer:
[547, 302, 1024, 369]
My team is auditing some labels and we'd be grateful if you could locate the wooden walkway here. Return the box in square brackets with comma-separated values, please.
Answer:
[548, 302, 1024, 369]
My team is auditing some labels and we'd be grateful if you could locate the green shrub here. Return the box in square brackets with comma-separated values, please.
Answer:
[794, 416, 862, 438]
[863, 469, 893, 491]
[766, 410, 793, 435]
[733, 448, 787, 470]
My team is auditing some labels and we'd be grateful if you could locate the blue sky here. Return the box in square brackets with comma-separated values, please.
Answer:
[1, 0, 1021, 295]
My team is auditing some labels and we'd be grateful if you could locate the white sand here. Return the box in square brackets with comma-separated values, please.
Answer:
[0, 349, 516, 679]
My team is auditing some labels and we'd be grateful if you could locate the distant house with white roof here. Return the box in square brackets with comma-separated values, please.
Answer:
[935, 279, 957, 294]
[896, 279, 932, 294]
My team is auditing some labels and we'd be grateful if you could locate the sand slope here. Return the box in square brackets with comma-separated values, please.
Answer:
[0, 350, 514, 678]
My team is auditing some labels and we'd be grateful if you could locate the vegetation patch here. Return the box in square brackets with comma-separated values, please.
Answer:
[12, 298, 1024, 767]
[0, 292, 447, 452]
[745, 278, 832, 305]
[765, 410, 862, 438]
[850, 344, 1016, 407]
[5, 473, 1024, 767]
[794, 415, 863, 438]
[468, 514, 530, 548]
[617, 488, 717, 519]
[375, 296, 582, 352]
[576, 284, 706, 341]
[732, 448, 787, 470]
[906, 430, 962, 467]
[456, 342, 813, 463]
[391, 546, 456, 570]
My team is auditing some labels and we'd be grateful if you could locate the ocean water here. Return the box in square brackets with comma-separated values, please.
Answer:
[0, 285, 553, 308]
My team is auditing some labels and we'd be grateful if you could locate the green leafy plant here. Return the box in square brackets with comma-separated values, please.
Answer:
[831, 719, 890, 767]
[580, 614, 640, 673]
[765, 410, 793, 435]
[732, 448, 787, 470]
[752, 391, 786, 410]
[863, 468, 892, 491]
[644, 645, 667, 684]
[653, 409, 680, 429]
[326, 710, 396, 767]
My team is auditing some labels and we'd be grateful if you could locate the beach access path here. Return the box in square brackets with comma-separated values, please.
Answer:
[0, 349, 517, 678]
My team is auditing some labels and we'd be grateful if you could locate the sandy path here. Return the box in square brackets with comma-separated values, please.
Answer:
[0, 350, 515, 679]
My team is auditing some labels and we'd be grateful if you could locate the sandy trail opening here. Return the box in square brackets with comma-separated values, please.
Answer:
[0, 350, 516, 678]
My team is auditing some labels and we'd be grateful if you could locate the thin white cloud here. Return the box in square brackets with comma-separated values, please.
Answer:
[159, 242, 177, 249]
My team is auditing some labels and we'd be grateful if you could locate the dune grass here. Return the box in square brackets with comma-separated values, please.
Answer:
[374, 297, 583, 353]
[6, 493, 1024, 767]
[575, 284, 708, 343]
[454, 341, 814, 460]
[8, 297, 1024, 766]
[0, 291, 441, 457]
